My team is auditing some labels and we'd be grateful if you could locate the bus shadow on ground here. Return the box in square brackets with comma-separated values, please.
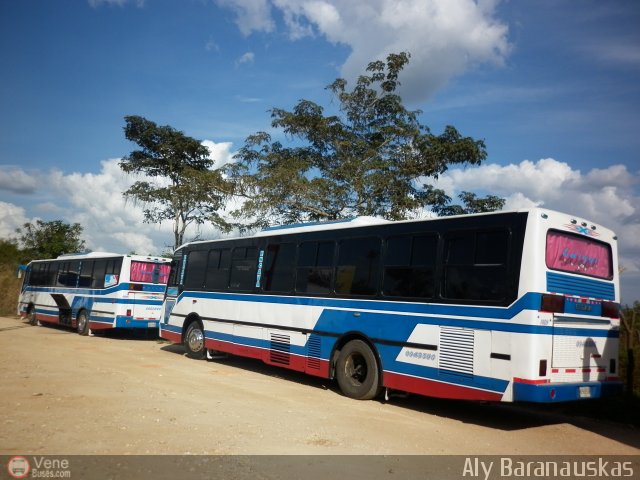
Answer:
[160, 343, 640, 450]
[94, 328, 160, 341]
[23, 318, 161, 341]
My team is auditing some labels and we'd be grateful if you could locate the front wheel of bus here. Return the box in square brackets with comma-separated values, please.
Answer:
[77, 310, 90, 336]
[27, 307, 37, 326]
[184, 321, 206, 360]
[336, 339, 381, 400]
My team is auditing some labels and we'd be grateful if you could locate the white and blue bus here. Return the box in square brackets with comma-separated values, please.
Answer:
[159, 209, 622, 402]
[19, 252, 171, 335]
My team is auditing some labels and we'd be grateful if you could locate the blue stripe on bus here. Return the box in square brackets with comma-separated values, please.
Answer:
[93, 298, 164, 306]
[172, 291, 618, 339]
[546, 272, 615, 300]
[26, 283, 166, 295]
[178, 290, 542, 320]
[314, 309, 618, 339]
[161, 323, 183, 334]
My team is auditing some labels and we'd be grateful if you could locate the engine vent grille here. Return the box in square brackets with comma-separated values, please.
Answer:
[306, 334, 321, 370]
[439, 327, 474, 377]
[270, 333, 290, 365]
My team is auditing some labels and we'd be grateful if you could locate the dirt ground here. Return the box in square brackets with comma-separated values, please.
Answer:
[0, 315, 638, 456]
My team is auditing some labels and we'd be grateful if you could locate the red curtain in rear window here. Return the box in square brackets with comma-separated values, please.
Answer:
[130, 261, 170, 284]
[546, 231, 611, 279]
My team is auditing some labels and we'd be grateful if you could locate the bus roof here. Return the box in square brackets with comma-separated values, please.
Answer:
[28, 252, 170, 264]
[175, 207, 616, 251]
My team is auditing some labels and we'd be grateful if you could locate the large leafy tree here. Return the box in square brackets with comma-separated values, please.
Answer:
[229, 52, 503, 227]
[120, 116, 231, 250]
[17, 220, 86, 260]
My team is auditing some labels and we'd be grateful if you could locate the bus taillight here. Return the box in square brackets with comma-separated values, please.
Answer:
[601, 301, 619, 319]
[539, 359, 547, 377]
[540, 294, 564, 314]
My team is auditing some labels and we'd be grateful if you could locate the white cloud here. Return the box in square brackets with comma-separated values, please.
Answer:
[218, 0, 510, 101]
[0, 202, 31, 239]
[216, 0, 275, 36]
[88, 0, 145, 7]
[0, 167, 38, 194]
[0, 139, 234, 256]
[236, 51, 255, 66]
[202, 140, 235, 170]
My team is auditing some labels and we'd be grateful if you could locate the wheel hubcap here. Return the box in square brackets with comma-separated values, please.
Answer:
[346, 353, 367, 385]
[78, 315, 86, 330]
[188, 328, 204, 352]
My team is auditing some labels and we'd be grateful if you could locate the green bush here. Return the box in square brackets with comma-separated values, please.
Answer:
[0, 263, 22, 317]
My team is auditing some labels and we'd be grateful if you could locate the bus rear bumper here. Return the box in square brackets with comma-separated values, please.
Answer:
[115, 316, 159, 329]
[513, 380, 623, 403]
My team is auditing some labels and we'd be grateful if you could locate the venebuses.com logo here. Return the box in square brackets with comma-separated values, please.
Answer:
[7, 456, 30, 479]
[6, 456, 71, 479]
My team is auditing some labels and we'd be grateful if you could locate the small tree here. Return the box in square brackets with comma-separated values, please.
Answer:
[621, 302, 640, 396]
[120, 116, 231, 250]
[0, 238, 23, 265]
[16, 220, 86, 260]
[229, 52, 502, 227]
[425, 189, 506, 216]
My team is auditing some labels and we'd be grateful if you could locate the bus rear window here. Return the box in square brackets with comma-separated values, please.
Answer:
[545, 231, 612, 279]
[130, 261, 170, 284]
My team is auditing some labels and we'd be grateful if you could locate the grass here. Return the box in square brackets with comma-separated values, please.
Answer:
[0, 263, 21, 316]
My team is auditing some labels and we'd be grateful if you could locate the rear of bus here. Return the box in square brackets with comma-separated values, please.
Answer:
[513, 208, 622, 402]
[115, 256, 171, 329]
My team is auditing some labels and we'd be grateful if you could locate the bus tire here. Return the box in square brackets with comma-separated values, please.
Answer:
[184, 321, 206, 360]
[335, 339, 381, 400]
[77, 310, 90, 336]
[27, 307, 37, 326]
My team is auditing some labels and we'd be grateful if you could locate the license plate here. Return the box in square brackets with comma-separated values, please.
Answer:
[148, 322, 157, 328]
[579, 386, 592, 398]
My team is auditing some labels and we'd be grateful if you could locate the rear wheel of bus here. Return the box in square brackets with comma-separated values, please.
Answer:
[77, 310, 90, 336]
[335, 339, 381, 400]
[184, 320, 206, 360]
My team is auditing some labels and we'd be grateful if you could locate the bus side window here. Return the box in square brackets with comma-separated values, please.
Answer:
[79, 260, 94, 287]
[229, 247, 258, 291]
[296, 241, 334, 294]
[66, 261, 80, 287]
[30, 263, 41, 286]
[92, 260, 107, 289]
[205, 249, 231, 290]
[263, 243, 295, 293]
[442, 230, 509, 302]
[56, 262, 69, 287]
[184, 250, 208, 290]
[383, 235, 437, 299]
[335, 237, 381, 296]
[45, 261, 58, 287]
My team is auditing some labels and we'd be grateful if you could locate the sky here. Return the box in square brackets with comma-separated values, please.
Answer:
[0, 0, 638, 303]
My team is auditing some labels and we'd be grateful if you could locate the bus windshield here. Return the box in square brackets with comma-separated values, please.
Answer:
[545, 230, 612, 279]
[130, 261, 171, 284]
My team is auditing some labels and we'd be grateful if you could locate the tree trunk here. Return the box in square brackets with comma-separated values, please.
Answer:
[627, 347, 635, 397]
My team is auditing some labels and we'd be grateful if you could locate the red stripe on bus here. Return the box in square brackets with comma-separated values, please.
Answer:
[88, 322, 113, 330]
[160, 329, 181, 343]
[513, 377, 550, 385]
[384, 372, 503, 401]
[204, 338, 331, 378]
